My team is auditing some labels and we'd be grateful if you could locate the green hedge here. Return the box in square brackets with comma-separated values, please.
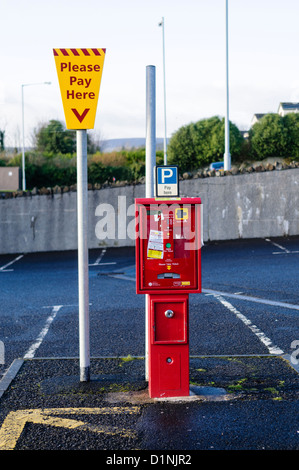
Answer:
[23, 160, 138, 189]
[2, 149, 154, 190]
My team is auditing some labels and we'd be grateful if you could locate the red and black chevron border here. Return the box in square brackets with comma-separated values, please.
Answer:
[53, 48, 106, 56]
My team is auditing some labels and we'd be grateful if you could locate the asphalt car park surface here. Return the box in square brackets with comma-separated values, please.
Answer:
[0, 237, 298, 452]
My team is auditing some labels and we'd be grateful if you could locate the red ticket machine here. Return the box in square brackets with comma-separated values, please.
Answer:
[135, 198, 202, 398]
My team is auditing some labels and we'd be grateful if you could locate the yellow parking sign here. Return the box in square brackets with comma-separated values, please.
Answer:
[53, 48, 106, 129]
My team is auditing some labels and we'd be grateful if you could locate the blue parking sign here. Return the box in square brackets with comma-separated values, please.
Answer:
[155, 166, 179, 197]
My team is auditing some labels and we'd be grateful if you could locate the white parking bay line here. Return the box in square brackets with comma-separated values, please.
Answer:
[213, 294, 284, 355]
[265, 238, 299, 255]
[0, 254, 24, 272]
[114, 272, 299, 312]
[89, 248, 116, 267]
[89, 262, 117, 266]
[265, 238, 290, 253]
[24, 306, 62, 359]
[203, 288, 299, 311]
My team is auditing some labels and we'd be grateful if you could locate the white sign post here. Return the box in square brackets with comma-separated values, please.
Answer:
[77, 129, 90, 382]
[53, 48, 106, 382]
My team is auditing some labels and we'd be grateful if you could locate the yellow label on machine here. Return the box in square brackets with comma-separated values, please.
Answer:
[175, 208, 189, 220]
[148, 249, 163, 259]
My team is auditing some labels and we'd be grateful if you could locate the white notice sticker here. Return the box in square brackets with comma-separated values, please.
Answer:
[147, 230, 163, 259]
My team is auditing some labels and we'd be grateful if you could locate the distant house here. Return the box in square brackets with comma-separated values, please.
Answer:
[250, 102, 299, 130]
[240, 130, 249, 139]
[278, 102, 299, 116]
[251, 113, 266, 126]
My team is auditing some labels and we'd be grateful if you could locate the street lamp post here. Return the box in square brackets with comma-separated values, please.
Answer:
[224, 0, 231, 171]
[21, 81, 51, 191]
[159, 17, 167, 165]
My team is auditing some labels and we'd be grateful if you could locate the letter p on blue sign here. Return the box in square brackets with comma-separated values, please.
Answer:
[156, 165, 179, 197]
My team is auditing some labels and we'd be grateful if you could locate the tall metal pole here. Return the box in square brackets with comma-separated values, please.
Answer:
[224, 0, 231, 171]
[146, 65, 156, 197]
[159, 17, 167, 165]
[145, 65, 156, 380]
[21, 85, 26, 191]
[21, 81, 51, 191]
[77, 129, 90, 382]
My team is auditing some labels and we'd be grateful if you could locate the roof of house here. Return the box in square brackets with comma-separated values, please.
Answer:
[278, 102, 299, 110]
[252, 113, 266, 119]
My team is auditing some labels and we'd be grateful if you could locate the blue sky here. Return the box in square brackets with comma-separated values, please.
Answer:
[1, 0, 299, 148]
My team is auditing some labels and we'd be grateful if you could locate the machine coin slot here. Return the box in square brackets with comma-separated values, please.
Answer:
[157, 273, 180, 279]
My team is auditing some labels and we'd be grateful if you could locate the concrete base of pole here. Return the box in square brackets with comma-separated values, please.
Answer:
[80, 366, 90, 382]
[224, 152, 231, 171]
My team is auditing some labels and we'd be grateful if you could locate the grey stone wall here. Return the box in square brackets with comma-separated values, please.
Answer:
[0, 168, 298, 254]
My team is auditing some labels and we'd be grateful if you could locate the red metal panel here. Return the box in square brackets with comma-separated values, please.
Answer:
[158, 350, 183, 391]
[147, 294, 190, 398]
[149, 345, 190, 398]
[149, 294, 188, 344]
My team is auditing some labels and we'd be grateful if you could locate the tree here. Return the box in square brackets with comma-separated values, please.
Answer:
[168, 116, 244, 172]
[34, 120, 76, 154]
[0, 130, 4, 152]
[34, 119, 100, 155]
[283, 113, 299, 158]
[167, 123, 197, 172]
[249, 114, 289, 159]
